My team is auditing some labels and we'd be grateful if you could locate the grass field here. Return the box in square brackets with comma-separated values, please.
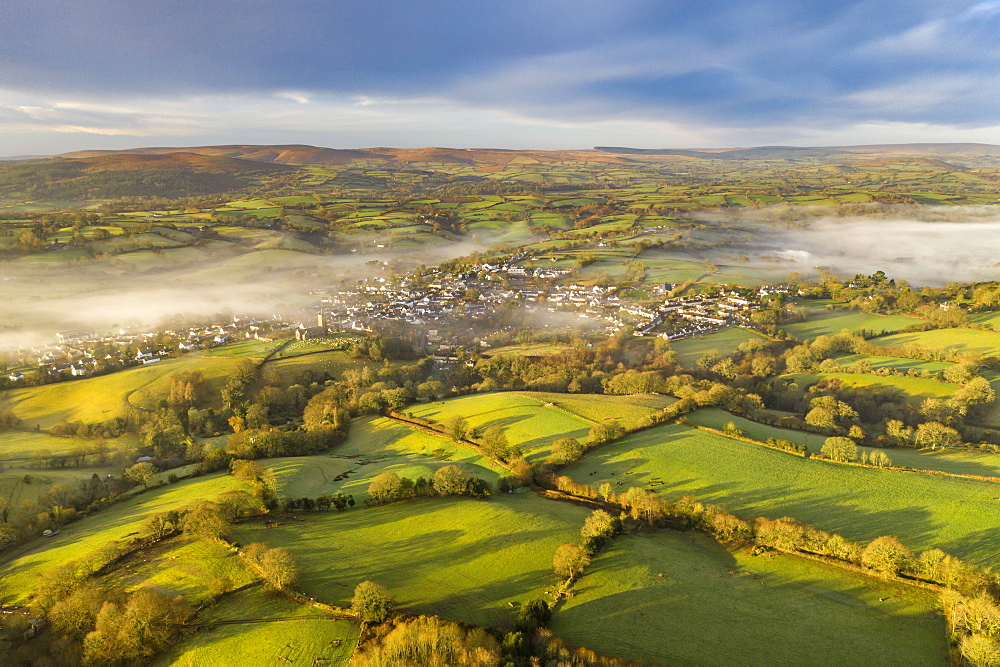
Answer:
[831, 353, 952, 375]
[871, 328, 1000, 358]
[551, 531, 947, 666]
[102, 536, 256, 606]
[687, 407, 1000, 477]
[0, 472, 241, 604]
[403, 393, 594, 461]
[233, 493, 590, 629]
[266, 416, 507, 503]
[0, 343, 274, 429]
[671, 327, 767, 367]
[782, 372, 957, 403]
[562, 422, 1000, 567]
[155, 587, 359, 667]
[0, 430, 111, 460]
[784, 309, 923, 340]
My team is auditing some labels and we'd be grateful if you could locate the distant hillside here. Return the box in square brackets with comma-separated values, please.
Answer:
[57, 145, 636, 167]
[595, 143, 1000, 160]
[0, 152, 294, 200]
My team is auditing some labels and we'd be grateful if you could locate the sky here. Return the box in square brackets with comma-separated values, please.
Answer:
[2, 0, 1000, 155]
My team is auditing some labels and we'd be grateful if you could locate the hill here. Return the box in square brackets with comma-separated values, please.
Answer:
[0, 152, 294, 200]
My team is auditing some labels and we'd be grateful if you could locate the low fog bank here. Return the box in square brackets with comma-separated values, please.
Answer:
[0, 240, 492, 352]
[720, 206, 1000, 287]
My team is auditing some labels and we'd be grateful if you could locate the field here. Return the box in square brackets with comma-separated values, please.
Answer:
[831, 353, 952, 375]
[671, 327, 766, 367]
[266, 416, 507, 503]
[0, 353, 261, 429]
[0, 472, 241, 604]
[232, 493, 590, 628]
[155, 587, 359, 667]
[551, 531, 947, 666]
[782, 372, 957, 403]
[102, 536, 256, 606]
[687, 407, 1000, 477]
[871, 328, 1000, 358]
[562, 422, 1000, 566]
[784, 308, 923, 340]
[0, 430, 111, 460]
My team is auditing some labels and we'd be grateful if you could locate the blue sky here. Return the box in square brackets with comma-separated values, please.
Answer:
[2, 0, 1000, 154]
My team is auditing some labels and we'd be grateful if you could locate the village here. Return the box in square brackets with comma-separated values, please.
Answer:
[2, 255, 787, 388]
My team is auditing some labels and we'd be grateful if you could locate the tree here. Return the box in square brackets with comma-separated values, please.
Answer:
[587, 421, 625, 446]
[352, 580, 393, 623]
[82, 589, 190, 664]
[960, 635, 1000, 667]
[553, 543, 591, 580]
[515, 598, 552, 632]
[579, 509, 617, 552]
[368, 471, 411, 504]
[551, 437, 585, 464]
[480, 425, 511, 460]
[124, 461, 156, 489]
[860, 535, 913, 576]
[445, 415, 470, 441]
[259, 547, 298, 589]
[820, 436, 857, 462]
[915, 421, 962, 450]
[432, 465, 471, 496]
[182, 503, 229, 539]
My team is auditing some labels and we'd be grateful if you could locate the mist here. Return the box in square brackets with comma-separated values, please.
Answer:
[734, 208, 1000, 287]
[0, 236, 502, 352]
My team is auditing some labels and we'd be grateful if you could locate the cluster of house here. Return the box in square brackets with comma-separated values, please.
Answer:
[5, 321, 257, 385]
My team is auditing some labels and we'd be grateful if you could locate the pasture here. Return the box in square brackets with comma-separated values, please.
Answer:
[0, 472, 240, 604]
[232, 493, 590, 629]
[266, 416, 506, 503]
[784, 308, 923, 340]
[102, 536, 256, 606]
[156, 587, 359, 667]
[687, 407, 1000, 478]
[782, 372, 957, 404]
[562, 422, 1000, 566]
[551, 531, 946, 666]
[871, 328, 1000, 358]
[403, 393, 595, 461]
[671, 327, 766, 367]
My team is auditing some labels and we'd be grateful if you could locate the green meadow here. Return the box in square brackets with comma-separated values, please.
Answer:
[267, 416, 507, 503]
[782, 372, 957, 404]
[155, 587, 359, 667]
[233, 493, 590, 629]
[563, 422, 1000, 566]
[671, 327, 766, 367]
[0, 472, 241, 604]
[687, 407, 1000, 478]
[784, 309, 923, 340]
[871, 328, 1000, 358]
[551, 531, 947, 666]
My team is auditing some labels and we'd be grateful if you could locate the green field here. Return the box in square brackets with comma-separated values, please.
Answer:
[671, 327, 766, 367]
[551, 531, 947, 666]
[0, 472, 240, 604]
[687, 407, 1000, 477]
[156, 587, 359, 667]
[266, 416, 507, 503]
[831, 353, 952, 375]
[102, 536, 256, 606]
[0, 430, 111, 460]
[233, 493, 589, 628]
[871, 328, 1000, 358]
[563, 422, 1000, 566]
[0, 343, 274, 429]
[782, 372, 957, 403]
[784, 309, 923, 340]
